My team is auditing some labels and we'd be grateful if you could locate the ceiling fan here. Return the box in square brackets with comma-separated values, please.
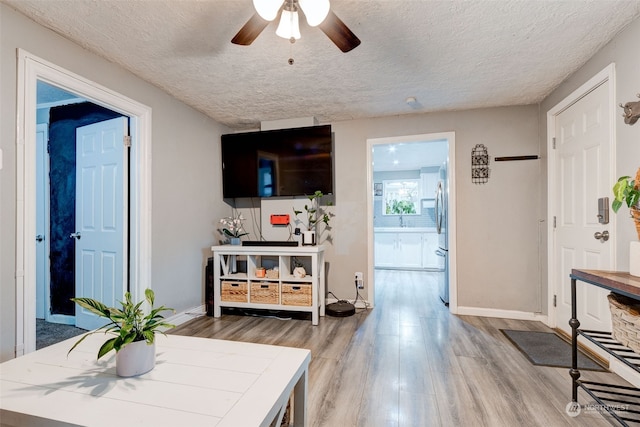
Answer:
[231, 0, 361, 53]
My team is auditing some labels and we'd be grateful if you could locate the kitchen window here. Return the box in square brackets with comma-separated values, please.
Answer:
[382, 179, 421, 215]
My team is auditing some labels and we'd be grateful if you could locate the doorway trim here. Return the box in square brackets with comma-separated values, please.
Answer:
[15, 49, 152, 356]
[366, 132, 457, 312]
[546, 63, 616, 329]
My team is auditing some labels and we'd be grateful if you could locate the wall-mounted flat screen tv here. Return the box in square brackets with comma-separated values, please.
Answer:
[221, 125, 333, 199]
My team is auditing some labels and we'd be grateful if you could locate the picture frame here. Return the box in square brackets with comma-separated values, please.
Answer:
[374, 182, 383, 196]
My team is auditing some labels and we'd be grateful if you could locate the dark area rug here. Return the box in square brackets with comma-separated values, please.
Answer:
[36, 319, 87, 350]
[501, 329, 605, 371]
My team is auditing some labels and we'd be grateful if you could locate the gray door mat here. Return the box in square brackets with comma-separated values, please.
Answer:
[501, 329, 605, 371]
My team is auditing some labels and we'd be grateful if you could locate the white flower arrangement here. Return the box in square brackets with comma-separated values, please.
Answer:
[220, 213, 248, 239]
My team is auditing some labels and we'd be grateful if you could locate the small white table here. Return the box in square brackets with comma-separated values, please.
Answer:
[0, 334, 310, 427]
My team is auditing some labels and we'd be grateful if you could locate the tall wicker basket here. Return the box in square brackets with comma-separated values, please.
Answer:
[608, 292, 640, 353]
[632, 207, 640, 240]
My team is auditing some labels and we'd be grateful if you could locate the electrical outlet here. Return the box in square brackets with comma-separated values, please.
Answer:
[355, 272, 364, 289]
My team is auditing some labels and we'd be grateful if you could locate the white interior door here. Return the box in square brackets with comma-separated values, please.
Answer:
[35, 123, 49, 320]
[554, 81, 613, 338]
[74, 117, 128, 330]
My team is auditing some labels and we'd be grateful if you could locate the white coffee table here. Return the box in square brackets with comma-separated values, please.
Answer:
[0, 333, 310, 426]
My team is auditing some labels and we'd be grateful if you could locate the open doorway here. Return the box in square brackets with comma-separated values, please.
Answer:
[366, 132, 457, 312]
[16, 50, 152, 356]
[35, 81, 130, 348]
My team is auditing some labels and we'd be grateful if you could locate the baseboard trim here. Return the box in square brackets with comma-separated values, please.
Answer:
[456, 306, 548, 323]
[164, 305, 206, 329]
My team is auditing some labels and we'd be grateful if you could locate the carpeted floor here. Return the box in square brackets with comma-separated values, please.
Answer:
[501, 329, 605, 371]
[36, 319, 87, 350]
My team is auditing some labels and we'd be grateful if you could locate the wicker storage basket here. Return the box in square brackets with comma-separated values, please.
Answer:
[282, 283, 312, 306]
[608, 292, 640, 353]
[221, 281, 248, 302]
[265, 269, 279, 279]
[250, 282, 279, 304]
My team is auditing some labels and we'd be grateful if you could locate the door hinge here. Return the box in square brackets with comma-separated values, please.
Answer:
[552, 137, 556, 149]
[553, 216, 557, 228]
[553, 294, 557, 307]
[124, 135, 131, 148]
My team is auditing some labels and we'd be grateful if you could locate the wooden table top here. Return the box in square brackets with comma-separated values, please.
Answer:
[571, 269, 640, 299]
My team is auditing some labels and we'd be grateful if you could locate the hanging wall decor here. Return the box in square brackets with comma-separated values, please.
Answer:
[471, 144, 490, 184]
[619, 93, 640, 125]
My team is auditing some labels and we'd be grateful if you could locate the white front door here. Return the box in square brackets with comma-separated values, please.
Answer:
[553, 81, 613, 338]
[74, 117, 128, 330]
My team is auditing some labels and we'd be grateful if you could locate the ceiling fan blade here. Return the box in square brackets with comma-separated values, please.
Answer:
[231, 13, 269, 46]
[318, 10, 361, 53]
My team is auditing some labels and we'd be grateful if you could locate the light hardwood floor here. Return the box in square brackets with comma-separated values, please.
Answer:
[170, 270, 628, 426]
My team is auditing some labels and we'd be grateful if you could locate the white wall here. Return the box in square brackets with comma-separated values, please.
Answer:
[0, 4, 230, 361]
[539, 17, 640, 295]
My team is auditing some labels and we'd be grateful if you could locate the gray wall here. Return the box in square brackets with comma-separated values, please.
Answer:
[538, 16, 640, 307]
[0, 4, 230, 361]
[329, 107, 541, 311]
[6, 3, 635, 362]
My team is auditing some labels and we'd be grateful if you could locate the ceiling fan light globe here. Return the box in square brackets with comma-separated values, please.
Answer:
[299, 0, 330, 26]
[253, 0, 284, 21]
[276, 10, 301, 40]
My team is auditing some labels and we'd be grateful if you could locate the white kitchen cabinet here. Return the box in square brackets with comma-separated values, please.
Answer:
[422, 232, 441, 269]
[421, 172, 439, 200]
[374, 230, 430, 269]
[396, 233, 423, 268]
[374, 232, 397, 268]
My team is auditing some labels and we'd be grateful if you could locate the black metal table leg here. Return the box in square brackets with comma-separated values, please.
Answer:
[569, 277, 581, 402]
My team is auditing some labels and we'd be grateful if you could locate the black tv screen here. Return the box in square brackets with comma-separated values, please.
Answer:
[221, 125, 333, 199]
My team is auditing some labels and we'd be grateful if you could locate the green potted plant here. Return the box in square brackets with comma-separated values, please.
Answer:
[68, 289, 175, 377]
[293, 191, 332, 245]
[612, 167, 640, 276]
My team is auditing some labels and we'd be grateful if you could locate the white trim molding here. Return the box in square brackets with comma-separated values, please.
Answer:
[366, 132, 457, 312]
[15, 49, 153, 356]
[164, 306, 206, 330]
[456, 306, 549, 323]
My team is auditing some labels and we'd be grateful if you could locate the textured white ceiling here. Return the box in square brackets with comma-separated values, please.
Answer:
[6, 0, 640, 130]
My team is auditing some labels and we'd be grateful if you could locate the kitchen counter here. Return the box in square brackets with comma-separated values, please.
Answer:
[374, 227, 437, 233]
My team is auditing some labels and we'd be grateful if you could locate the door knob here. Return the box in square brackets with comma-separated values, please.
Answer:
[594, 230, 609, 242]
[36, 234, 44, 242]
[69, 232, 82, 240]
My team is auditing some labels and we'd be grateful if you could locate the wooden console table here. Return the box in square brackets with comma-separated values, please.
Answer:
[211, 245, 325, 325]
[0, 334, 310, 426]
[570, 269, 640, 426]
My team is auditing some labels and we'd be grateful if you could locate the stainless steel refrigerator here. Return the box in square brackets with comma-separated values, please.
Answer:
[435, 163, 449, 305]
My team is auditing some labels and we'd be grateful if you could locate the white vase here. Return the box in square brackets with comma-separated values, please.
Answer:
[116, 340, 156, 377]
[302, 230, 316, 246]
[630, 241, 640, 277]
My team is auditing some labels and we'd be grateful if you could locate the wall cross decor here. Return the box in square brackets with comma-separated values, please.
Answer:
[471, 144, 490, 184]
